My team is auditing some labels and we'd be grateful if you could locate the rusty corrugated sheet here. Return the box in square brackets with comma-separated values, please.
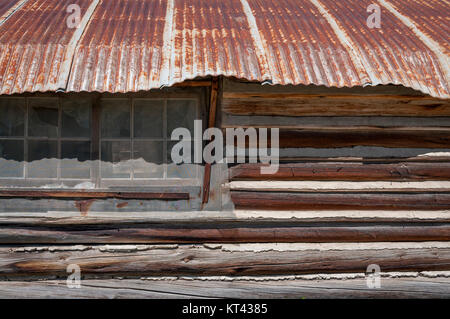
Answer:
[0, 0, 448, 98]
[0, 0, 93, 94]
[0, 0, 20, 18]
[317, 0, 449, 98]
[68, 0, 168, 92]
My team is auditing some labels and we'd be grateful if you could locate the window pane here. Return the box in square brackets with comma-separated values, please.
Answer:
[27, 140, 58, 178]
[133, 141, 164, 178]
[133, 100, 164, 138]
[61, 141, 91, 178]
[28, 98, 59, 137]
[101, 141, 131, 178]
[61, 97, 91, 138]
[0, 98, 25, 137]
[101, 100, 130, 138]
[167, 100, 197, 137]
[0, 140, 24, 177]
[167, 141, 197, 179]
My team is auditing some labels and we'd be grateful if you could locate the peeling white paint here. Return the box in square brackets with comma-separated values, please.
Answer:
[229, 181, 450, 191]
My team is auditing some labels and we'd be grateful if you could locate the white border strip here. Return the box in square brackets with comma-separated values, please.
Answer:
[229, 181, 450, 191]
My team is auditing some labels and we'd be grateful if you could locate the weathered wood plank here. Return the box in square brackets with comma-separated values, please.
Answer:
[0, 224, 448, 244]
[0, 190, 189, 200]
[222, 95, 450, 116]
[231, 162, 450, 181]
[231, 191, 450, 210]
[0, 277, 448, 298]
[0, 243, 449, 277]
[1, 210, 449, 225]
[223, 78, 427, 96]
[227, 128, 450, 148]
[222, 114, 450, 128]
[202, 78, 220, 204]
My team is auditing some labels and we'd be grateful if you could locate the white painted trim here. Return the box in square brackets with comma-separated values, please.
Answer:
[3, 210, 449, 223]
[204, 242, 450, 252]
[229, 181, 450, 191]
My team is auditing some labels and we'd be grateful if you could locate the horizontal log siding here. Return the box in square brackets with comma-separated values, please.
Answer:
[0, 222, 449, 244]
[231, 162, 450, 181]
[1, 244, 449, 277]
[222, 94, 450, 117]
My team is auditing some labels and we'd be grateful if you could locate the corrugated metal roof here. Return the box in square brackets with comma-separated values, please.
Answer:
[0, 0, 448, 98]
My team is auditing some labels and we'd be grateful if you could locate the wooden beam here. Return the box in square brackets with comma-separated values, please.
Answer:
[1, 243, 449, 277]
[202, 77, 220, 205]
[0, 190, 189, 200]
[1, 211, 450, 224]
[231, 191, 450, 210]
[230, 162, 450, 181]
[0, 224, 448, 244]
[1, 277, 449, 298]
[226, 128, 450, 148]
[222, 94, 450, 116]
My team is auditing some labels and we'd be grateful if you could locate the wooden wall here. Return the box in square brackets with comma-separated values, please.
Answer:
[0, 78, 449, 298]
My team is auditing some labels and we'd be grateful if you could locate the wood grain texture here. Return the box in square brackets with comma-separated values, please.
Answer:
[0, 190, 189, 200]
[231, 191, 450, 210]
[1, 244, 449, 277]
[230, 162, 450, 181]
[222, 94, 450, 116]
[1, 210, 449, 225]
[226, 128, 450, 148]
[0, 224, 448, 244]
[0, 277, 448, 298]
[202, 78, 220, 204]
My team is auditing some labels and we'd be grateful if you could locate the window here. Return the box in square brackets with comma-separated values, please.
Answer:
[0, 97, 92, 182]
[0, 96, 202, 188]
[100, 98, 200, 183]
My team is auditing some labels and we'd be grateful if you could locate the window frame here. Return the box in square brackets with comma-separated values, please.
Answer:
[98, 97, 202, 188]
[0, 89, 207, 189]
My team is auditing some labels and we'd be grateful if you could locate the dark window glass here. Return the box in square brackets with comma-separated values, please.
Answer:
[101, 100, 130, 138]
[0, 99, 25, 137]
[134, 100, 164, 138]
[61, 97, 91, 138]
[28, 98, 59, 137]
[0, 140, 24, 177]
[167, 100, 197, 136]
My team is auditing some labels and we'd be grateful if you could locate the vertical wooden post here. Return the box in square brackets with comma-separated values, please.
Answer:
[91, 93, 101, 188]
[202, 77, 220, 205]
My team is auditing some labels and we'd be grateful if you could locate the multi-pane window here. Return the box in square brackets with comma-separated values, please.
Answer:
[0, 97, 92, 181]
[0, 96, 201, 188]
[100, 98, 199, 181]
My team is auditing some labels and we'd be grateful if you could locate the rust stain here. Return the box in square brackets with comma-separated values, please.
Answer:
[75, 199, 96, 217]
[0, 0, 448, 98]
[116, 202, 129, 209]
[0, 0, 22, 18]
